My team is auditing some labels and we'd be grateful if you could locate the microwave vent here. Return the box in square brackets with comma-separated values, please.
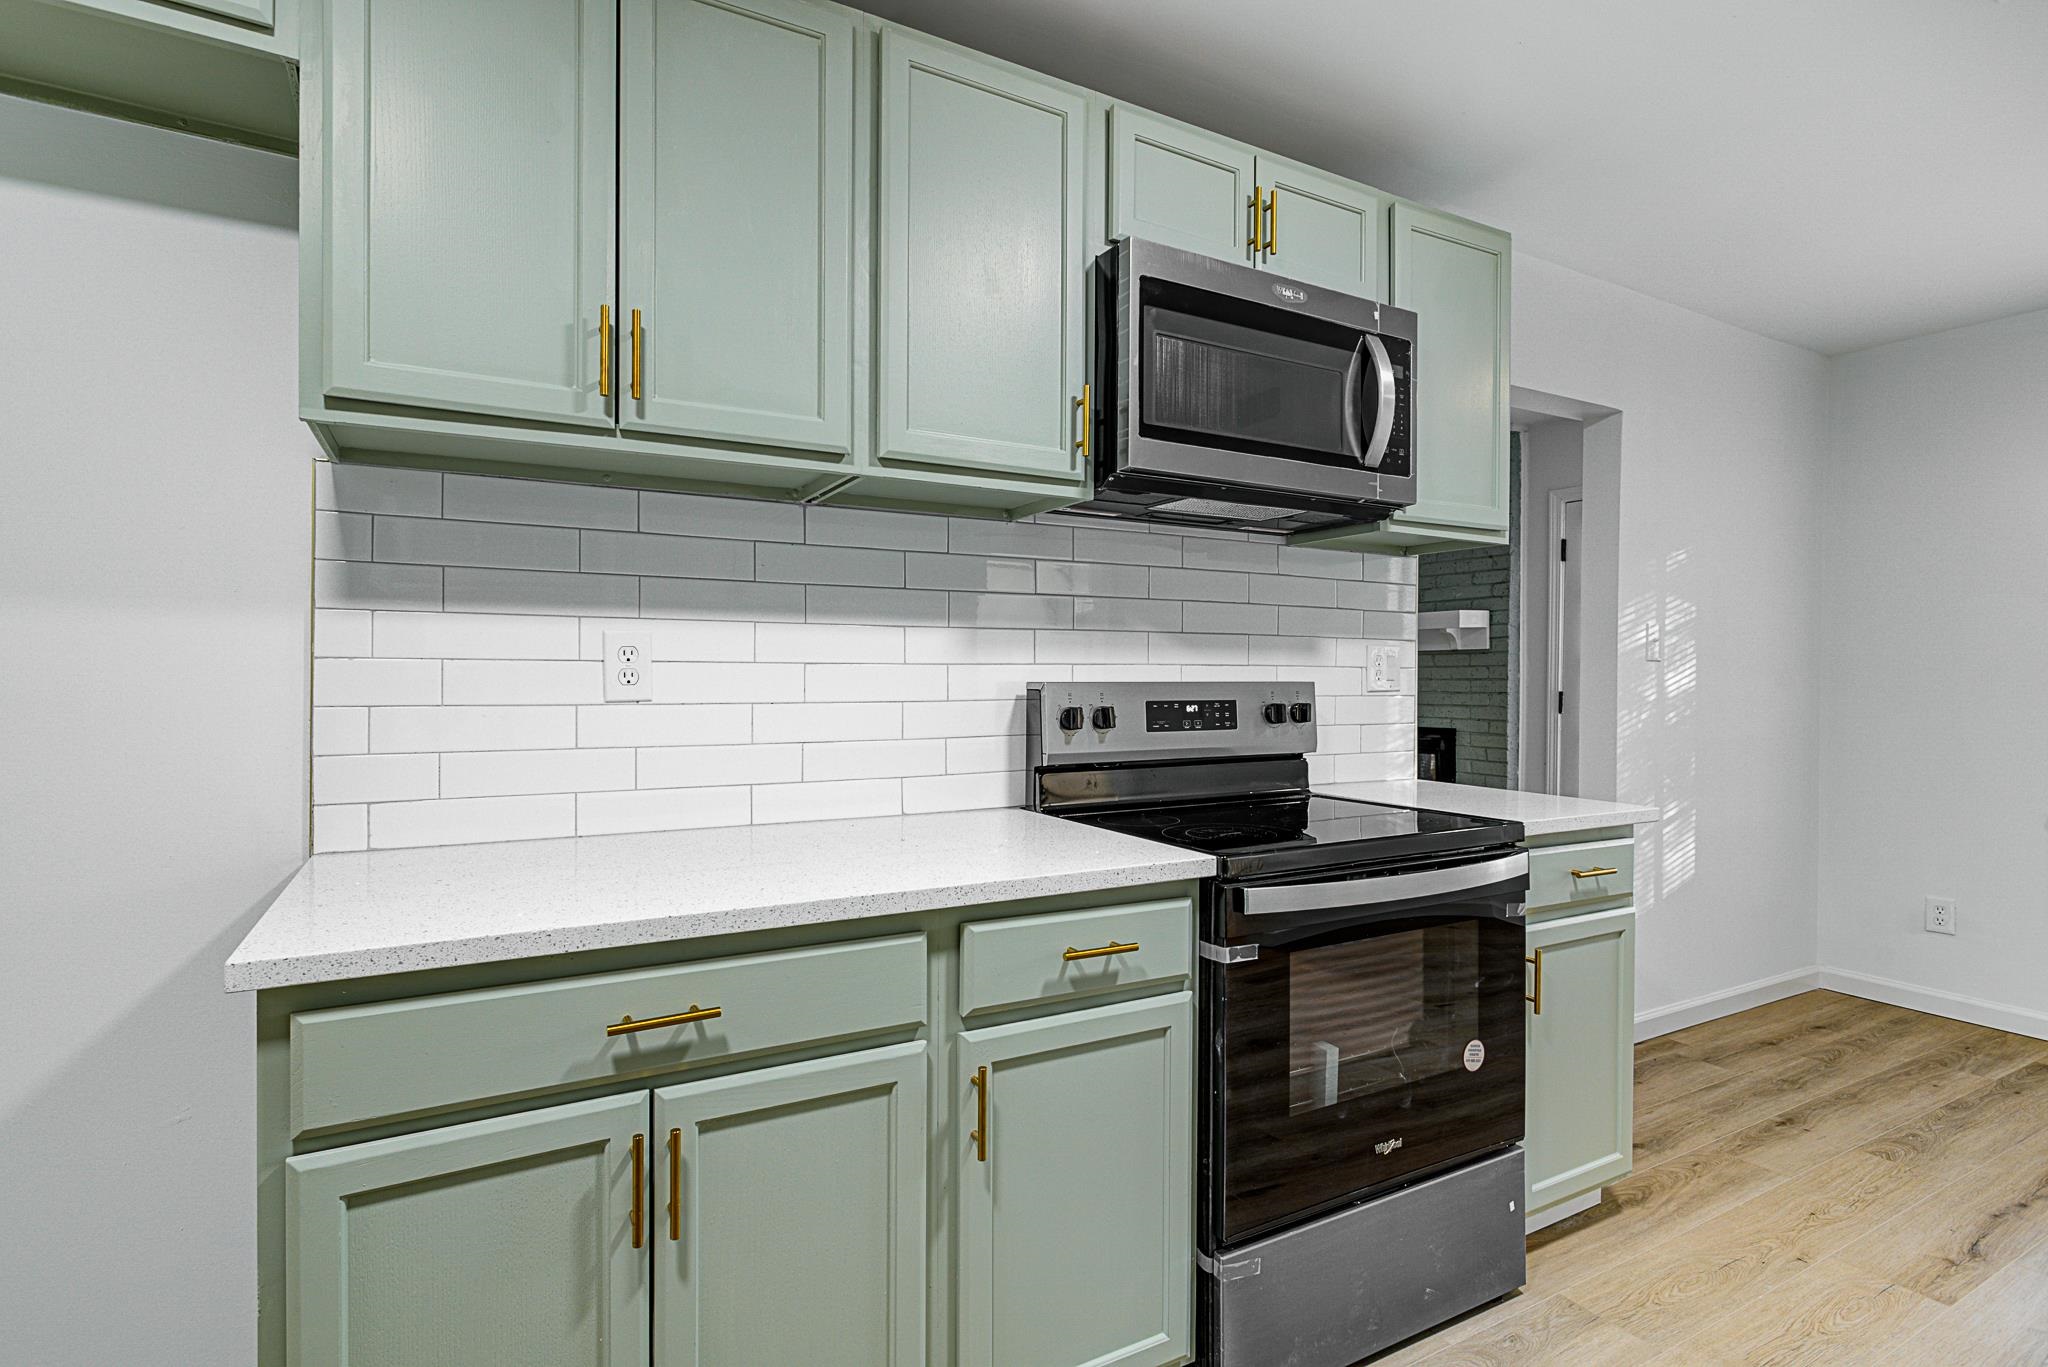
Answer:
[1151, 496, 1300, 523]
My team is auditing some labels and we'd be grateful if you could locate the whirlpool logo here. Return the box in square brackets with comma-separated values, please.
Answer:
[1374, 1137, 1404, 1157]
[1271, 282, 1308, 304]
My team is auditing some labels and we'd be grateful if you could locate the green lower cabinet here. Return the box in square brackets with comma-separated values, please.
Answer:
[286, 1091, 651, 1367]
[654, 1043, 928, 1367]
[1524, 906, 1636, 1216]
[955, 994, 1193, 1367]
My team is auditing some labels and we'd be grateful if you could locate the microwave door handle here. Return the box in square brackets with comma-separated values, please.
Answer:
[1238, 852, 1529, 917]
[1360, 332, 1396, 470]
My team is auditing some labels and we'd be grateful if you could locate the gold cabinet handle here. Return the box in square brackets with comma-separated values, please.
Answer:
[969, 1065, 988, 1163]
[598, 304, 611, 398]
[1063, 939, 1137, 962]
[1247, 186, 1265, 253]
[606, 1004, 722, 1037]
[630, 307, 643, 400]
[1525, 950, 1545, 1015]
[1073, 383, 1091, 457]
[630, 1132, 646, 1249]
[666, 1128, 681, 1243]
[1570, 866, 1621, 880]
[1265, 187, 1277, 257]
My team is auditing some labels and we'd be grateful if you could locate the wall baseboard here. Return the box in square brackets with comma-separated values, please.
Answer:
[1634, 966, 1822, 1043]
[1818, 969, 2048, 1043]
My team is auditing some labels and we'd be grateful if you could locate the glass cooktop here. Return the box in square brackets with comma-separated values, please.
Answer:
[1062, 793, 1518, 877]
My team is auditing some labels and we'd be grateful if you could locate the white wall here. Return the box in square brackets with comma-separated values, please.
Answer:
[1513, 253, 1830, 1024]
[0, 96, 310, 1364]
[1817, 307, 2048, 1035]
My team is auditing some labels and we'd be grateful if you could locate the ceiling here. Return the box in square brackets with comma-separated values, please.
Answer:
[860, 0, 2048, 356]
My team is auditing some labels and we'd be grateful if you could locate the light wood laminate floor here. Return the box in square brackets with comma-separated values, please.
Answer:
[1372, 990, 2048, 1366]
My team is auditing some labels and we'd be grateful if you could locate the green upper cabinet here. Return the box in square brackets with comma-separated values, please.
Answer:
[285, 1091, 650, 1367]
[620, 0, 857, 455]
[955, 994, 1193, 1367]
[177, 0, 272, 22]
[1109, 106, 1257, 262]
[876, 30, 1090, 485]
[1524, 906, 1636, 1216]
[317, 0, 618, 426]
[1255, 153, 1388, 299]
[654, 1043, 927, 1367]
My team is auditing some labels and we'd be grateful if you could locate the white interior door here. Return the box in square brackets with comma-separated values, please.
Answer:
[1547, 493, 1584, 796]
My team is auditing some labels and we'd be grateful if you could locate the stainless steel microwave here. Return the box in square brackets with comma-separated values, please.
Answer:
[1070, 237, 1418, 534]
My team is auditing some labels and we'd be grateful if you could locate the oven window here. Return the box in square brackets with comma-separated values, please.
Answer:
[1285, 922, 1481, 1114]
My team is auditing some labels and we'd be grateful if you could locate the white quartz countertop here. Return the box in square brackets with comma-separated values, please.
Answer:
[1322, 779, 1661, 839]
[225, 809, 1213, 992]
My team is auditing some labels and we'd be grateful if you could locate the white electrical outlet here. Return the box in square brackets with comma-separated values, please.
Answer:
[1366, 644, 1401, 693]
[602, 630, 653, 702]
[1924, 896, 1957, 936]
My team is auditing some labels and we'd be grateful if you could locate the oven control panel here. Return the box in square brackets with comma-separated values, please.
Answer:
[1027, 680, 1317, 768]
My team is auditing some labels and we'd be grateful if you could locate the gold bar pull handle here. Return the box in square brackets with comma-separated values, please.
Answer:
[598, 304, 611, 398]
[630, 307, 644, 401]
[666, 1128, 681, 1243]
[1247, 186, 1265, 253]
[1525, 950, 1545, 1015]
[630, 1132, 646, 1249]
[1073, 383, 1091, 457]
[1264, 186, 1277, 257]
[968, 1065, 988, 1163]
[1570, 866, 1621, 880]
[606, 1004, 722, 1038]
[1062, 939, 1138, 962]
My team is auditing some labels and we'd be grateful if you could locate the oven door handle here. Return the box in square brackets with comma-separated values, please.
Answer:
[1238, 852, 1528, 917]
[1360, 332, 1396, 471]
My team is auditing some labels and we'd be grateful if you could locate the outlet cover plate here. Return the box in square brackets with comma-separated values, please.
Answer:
[603, 630, 653, 702]
[1924, 896, 1957, 936]
[1366, 645, 1401, 693]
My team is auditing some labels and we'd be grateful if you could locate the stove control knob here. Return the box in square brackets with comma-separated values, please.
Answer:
[1092, 705, 1117, 730]
[1262, 702, 1288, 725]
[1290, 702, 1313, 724]
[1057, 706, 1085, 732]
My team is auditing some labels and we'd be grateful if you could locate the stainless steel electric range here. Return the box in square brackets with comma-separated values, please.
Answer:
[1027, 680, 1531, 1367]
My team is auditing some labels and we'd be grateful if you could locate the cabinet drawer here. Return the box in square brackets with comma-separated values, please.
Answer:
[292, 933, 925, 1136]
[1527, 838, 1635, 913]
[959, 898, 1192, 1017]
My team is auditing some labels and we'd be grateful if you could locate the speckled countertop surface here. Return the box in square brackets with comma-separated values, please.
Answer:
[225, 809, 1213, 991]
[1324, 779, 1661, 839]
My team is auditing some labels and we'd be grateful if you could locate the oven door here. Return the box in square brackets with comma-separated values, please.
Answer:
[1207, 851, 1528, 1246]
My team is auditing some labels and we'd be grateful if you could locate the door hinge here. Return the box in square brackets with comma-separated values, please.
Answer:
[1199, 941, 1259, 964]
[1559, 537, 1568, 562]
[1197, 1251, 1264, 1282]
[1557, 690, 1565, 715]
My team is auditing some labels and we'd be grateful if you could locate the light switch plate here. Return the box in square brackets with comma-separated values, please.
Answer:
[1366, 645, 1401, 693]
[602, 630, 652, 702]
[1645, 620, 1664, 663]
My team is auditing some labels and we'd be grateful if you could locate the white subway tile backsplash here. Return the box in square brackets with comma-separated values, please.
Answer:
[577, 786, 752, 836]
[374, 705, 577, 753]
[314, 657, 442, 707]
[576, 703, 751, 749]
[444, 474, 637, 531]
[441, 748, 636, 798]
[637, 744, 803, 789]
[313, 753, 440, 804]
[375, 610, 579, 660]
[309, 469, 1416, 843]
[370, 794, 576, 848]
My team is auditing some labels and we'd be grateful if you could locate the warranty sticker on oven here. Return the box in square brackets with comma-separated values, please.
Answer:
[1463, 1040, 1486, 1072]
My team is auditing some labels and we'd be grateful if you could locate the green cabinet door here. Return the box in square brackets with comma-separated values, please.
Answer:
[621, 0, 856, 455]
[1254, 154, 1388, 300]
[154, 0, 274, 25]
[877, 30, 1089, 484]
[286, 1091, 650, 1367]
[655, 1042, 928, 1367]
[318, 0, 616, 426]
[1109, 106, 1257, 262]
[1388, 202, 1512, 532]
[1524, 906, 1636, 1215]
[956, 994, 1193, 1367]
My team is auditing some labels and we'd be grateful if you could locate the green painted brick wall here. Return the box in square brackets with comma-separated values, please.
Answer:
[1417, 545, 1512, 787]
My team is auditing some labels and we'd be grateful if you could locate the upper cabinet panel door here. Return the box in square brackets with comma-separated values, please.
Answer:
[877, 31, 1089, 483]
[956, 995, 1193, 1367]
[1255, 155, 1388, 299]
[1109, 106, 1257, 262]
[286, 1092, 650, 1367]
[321, 0, 616, 425]
[655, 1043, 928, 1367]
[1389, 203, 1512, 530]
[621, 0, 856, 453]
[170, 0, 276, 25]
